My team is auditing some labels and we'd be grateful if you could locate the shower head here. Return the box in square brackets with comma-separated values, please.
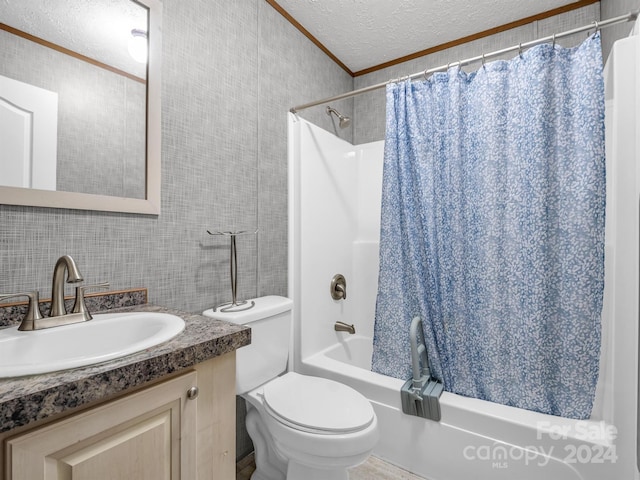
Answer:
[326, 106, 351, 129]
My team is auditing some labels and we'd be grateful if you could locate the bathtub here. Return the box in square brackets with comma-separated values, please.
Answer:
[288, 36, 640, 479]
[300, 335, 617, 480]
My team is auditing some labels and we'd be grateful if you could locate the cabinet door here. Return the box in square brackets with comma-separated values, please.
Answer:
[6, 371, 197, 480]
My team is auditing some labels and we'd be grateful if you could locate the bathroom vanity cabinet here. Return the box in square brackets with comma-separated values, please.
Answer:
[0, 304, 249, 480]
[2, 353, 235, 480]
[7, 371, 198, 479]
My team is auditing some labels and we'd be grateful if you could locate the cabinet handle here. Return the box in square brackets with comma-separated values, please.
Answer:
[187, 386, 199, 400]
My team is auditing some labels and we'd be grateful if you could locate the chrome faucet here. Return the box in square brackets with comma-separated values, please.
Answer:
[0, 255, 109, 331]
[50, 255, 84, 317]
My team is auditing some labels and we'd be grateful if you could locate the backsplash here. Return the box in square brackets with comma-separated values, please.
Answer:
[0, 288, 147, 327]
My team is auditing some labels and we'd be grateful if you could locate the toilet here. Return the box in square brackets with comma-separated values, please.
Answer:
[203, 296, 378, 480]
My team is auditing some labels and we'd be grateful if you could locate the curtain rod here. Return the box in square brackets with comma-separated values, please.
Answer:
[290, 12, 638, 114]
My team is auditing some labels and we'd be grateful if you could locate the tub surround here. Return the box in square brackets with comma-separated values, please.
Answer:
[0, 302, 250, 433]
[290, 104, 639, 479]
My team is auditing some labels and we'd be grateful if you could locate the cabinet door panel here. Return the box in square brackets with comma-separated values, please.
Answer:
[6, 372, 196, 480]
[56, 411, 171, 480]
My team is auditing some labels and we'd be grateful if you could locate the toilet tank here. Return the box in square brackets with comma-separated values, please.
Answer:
[202, 296, 293, 394]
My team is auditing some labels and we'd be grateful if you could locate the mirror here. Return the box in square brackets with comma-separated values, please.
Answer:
[0, 0, 161, 214]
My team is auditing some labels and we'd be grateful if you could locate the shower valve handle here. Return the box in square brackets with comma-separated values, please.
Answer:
[330, 274, 347, 300]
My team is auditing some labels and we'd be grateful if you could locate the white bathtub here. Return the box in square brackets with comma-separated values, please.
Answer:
[288, 37, 640, 479]
[301, 335, 617, 480]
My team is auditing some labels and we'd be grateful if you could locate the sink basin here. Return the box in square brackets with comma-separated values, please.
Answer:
[0, 312, 185, 378]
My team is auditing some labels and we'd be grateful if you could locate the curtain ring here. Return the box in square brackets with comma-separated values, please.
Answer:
[518, 43, 523, 58]
[552, 33, 557, 49]
[593, 20, 600, 33]
[481, 53, 486, 68]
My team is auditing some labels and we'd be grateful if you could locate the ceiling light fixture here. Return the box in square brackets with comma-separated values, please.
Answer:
[128, 28, 148, 63]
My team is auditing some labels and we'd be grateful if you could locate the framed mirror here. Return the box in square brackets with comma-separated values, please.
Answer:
[0, 0, 161, 214]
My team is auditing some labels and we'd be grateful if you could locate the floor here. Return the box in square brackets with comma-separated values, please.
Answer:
[236, 453, 426, 480]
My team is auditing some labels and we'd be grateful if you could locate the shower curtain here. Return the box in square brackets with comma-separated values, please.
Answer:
[372, 34, 605, 419]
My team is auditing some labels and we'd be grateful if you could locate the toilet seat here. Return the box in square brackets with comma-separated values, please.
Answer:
[262, 372, 375, 435]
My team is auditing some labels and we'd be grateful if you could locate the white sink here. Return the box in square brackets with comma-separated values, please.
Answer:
[0, 312, 185, 378]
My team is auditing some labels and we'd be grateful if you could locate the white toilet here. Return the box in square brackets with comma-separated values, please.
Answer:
[203, 295, 378, 480]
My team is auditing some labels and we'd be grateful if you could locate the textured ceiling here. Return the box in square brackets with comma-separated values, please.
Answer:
[2, 1, 586, 78]
[275, 0, 581, 73]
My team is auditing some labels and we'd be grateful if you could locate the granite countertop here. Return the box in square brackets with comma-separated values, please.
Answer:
[0, 304, 250, 433]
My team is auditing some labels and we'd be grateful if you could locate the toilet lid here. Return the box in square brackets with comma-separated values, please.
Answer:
[262, 372, 375, 434]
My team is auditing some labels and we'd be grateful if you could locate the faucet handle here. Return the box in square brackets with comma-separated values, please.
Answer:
[72, 282, 110, 321]
[330, 274, 347, 300]
[0, 291, 44, 330]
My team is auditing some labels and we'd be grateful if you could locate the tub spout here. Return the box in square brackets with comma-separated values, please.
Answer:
[335, 321, 355, 334]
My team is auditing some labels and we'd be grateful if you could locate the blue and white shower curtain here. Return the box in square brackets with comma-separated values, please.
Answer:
[372, 34, 605, 419]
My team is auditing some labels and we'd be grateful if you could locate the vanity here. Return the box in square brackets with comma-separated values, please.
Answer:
[0, 1, 251, 477]
[0, 298, 250, 480]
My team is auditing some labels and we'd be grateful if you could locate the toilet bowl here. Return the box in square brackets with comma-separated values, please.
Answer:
[203, 296, 379, 480]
